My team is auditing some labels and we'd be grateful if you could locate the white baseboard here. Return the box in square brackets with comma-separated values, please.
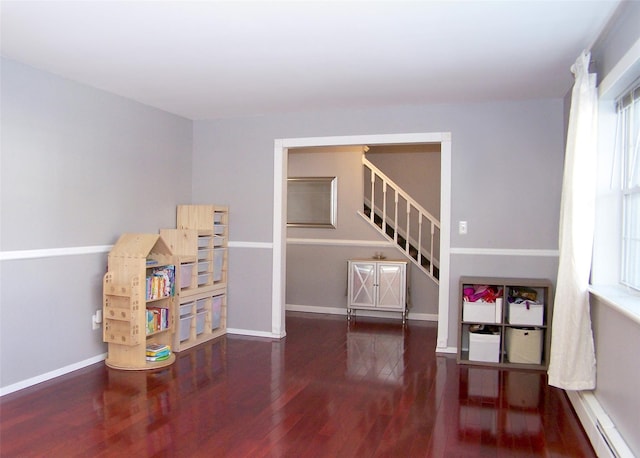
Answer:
[567, 390, 634, 458]
[435, 346, 458, 354]
[225, 328, 283, 339]
[285, 303, 438, 322]
[0, 353, 107, 397]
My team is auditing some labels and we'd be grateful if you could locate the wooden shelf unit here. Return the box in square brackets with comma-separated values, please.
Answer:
[160, 205, 229, 352]
[457, 276, 553, 370]
[103, 233, 176, 370]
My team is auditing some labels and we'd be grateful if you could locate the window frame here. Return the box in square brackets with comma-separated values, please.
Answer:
[618, 82, 640, 291]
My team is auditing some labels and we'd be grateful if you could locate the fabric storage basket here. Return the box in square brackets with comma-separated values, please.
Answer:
[508, 300, 544, 326]
[469, 331, 500, 362]
[506, 327, 543, 364]
[463, 300, 497, 323]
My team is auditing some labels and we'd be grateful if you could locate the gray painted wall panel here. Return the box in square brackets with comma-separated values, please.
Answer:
[366, 150, 441, 219]
[226, 247, 273, 333]
[1, 59, 193, 249]
[0, 59, 193, 390]
[288, 147, 364, 239]
[591, 297, 640, 455]
[193, 99, 564, 335]
[1, 255, 107, 386]
[287, 244, 438, 315]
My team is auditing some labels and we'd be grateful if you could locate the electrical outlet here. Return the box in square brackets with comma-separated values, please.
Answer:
[92, 310, 102, 330]
[459, 221, 468, 235]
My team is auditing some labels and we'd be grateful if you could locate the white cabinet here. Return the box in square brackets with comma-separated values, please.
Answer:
[347, 260, 408, 323]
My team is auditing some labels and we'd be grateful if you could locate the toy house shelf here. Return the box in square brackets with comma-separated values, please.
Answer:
[103, 233, 177, 370]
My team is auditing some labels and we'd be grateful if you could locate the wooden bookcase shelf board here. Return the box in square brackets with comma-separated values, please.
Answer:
[457, 276, 553, 371]
[103, 233, 176, 370]
[159, 205, 229, 352]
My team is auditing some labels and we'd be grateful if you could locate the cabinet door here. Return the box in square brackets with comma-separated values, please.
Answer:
[377, 263, 405, 309]
[350, 262, 375, 306]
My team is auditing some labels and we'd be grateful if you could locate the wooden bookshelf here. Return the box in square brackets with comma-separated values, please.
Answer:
[103, 233, 176, 370]
[160, 205, 229, 352]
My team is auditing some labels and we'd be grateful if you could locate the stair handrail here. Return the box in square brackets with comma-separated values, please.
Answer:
[362, 156, 440, 283]
[363, 157, 440, 228]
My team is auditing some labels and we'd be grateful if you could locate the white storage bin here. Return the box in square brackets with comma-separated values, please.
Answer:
[198, 261, 210, 273]
[197, 248, 212, 261]
[197, 273, 210, 286]
[463, 300, 497, 324]
[468, 331, 500, 363]
[213, 235, 224, 247]
[196, 297, 207, 312]
[213, 212, 223, 224]
[506, 327, 543, 364]
[213, 248, 225, 282]
[197, 236, 212, 248]
[508, 301, 544, 326]
[179, 302, 194, 317]
[196, 311, 206, 335]
[180, 263, 194, 289]
[211, 295, 223, 329]
[213, 224, 226, 235]
[179, 315, 192, 341]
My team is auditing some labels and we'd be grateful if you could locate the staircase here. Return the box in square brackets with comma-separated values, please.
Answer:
[360, 156, 440, 285]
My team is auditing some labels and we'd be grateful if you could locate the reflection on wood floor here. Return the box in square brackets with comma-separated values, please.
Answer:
[0, 312, 594, 457]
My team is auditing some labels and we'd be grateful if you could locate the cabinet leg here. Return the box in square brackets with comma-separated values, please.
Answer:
[347, 308, 352, 321]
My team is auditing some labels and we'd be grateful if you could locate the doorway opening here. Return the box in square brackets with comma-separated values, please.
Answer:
[273, 133, 452, 352]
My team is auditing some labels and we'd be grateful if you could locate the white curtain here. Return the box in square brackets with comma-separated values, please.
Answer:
[548, 51, 597, 390]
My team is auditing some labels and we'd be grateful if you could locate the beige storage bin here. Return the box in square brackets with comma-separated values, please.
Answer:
[506, 327, 543, 364]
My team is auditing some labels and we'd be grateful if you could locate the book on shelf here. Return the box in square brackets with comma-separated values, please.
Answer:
[146, 343, 170, 354]
[146, 307, 170, 335]
[146, 265, 175, 300]
[146, 343, 171, 361]
[146, 353, 171, 362]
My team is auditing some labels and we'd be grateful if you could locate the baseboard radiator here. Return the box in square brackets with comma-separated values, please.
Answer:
[567, 390, 634, 457]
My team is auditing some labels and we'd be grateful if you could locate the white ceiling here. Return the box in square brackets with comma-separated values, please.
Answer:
[0, 0, 622, 120]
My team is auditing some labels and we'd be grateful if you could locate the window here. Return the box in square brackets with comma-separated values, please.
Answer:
[618, 82, 640, 290]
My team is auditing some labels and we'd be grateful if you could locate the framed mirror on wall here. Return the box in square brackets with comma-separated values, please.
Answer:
[287, 176, 337, 228]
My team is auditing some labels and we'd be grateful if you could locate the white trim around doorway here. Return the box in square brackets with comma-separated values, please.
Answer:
[273, 132, 452, 352]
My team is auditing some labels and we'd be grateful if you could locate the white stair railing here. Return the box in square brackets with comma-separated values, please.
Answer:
[360, 156, 440, 285]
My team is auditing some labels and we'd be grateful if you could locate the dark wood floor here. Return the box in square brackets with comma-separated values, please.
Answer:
[1, 312, 594, 457]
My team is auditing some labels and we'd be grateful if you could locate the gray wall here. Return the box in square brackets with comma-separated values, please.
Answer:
[192, 98, 565, 339]
[0, 58, 192, 390]
[591, 297, 640, 454]
[589, 1, 640, 454]
[366, 147, 441, 219]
